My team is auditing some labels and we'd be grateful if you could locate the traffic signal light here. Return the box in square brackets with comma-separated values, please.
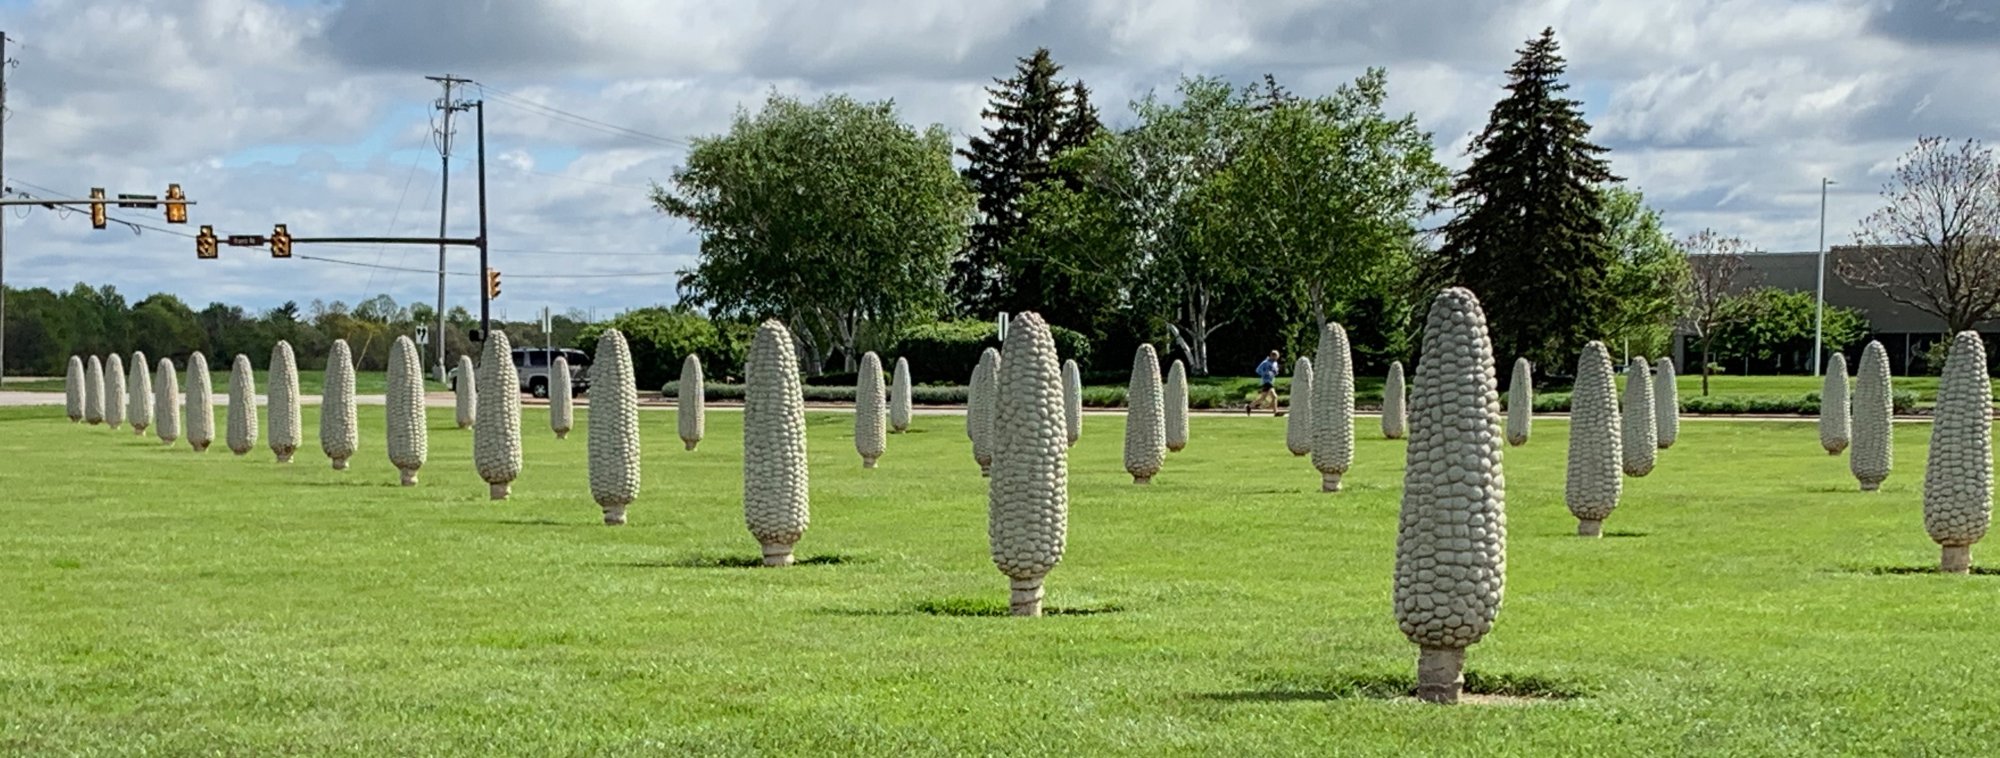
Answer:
[269, 224, 292, 258]
[164, 183, 188, 224]
[484, 268, 502, 299]
[196, 225, 218, 259]
[89, 188, 106, 229]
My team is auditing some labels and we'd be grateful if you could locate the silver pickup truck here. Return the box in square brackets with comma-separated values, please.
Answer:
[448, 347, 592, 398]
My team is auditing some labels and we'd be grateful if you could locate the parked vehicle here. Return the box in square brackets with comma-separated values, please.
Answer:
[448, 347, 592, 398]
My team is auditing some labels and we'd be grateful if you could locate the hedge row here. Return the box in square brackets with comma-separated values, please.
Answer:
[662, 381, 1926, 416]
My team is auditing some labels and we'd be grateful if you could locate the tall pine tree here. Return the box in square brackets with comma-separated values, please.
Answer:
[952, 49, 1102, 318]
[1434, 29, 1618, 369]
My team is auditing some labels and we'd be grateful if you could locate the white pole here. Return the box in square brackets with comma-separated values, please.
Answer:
[1813, 177, 1833, 376]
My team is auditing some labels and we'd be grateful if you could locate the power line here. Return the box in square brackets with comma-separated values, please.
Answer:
[475, 82, 689, 149]
[294, 252, 677, 279]
[6, 178, 197, 238]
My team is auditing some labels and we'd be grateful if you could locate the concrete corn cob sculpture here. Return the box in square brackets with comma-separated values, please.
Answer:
[891, 357, 914, 434]
[1062, 358, 1082, 447]
[321, 340, 359, 470]
[84, 355, 105, 425]
[1506, 358, 1532, 446]
[1653, 357, 1677, 450]
[1567, 342, 1622, 536]
[127, 351, 153, 436]
[1621, 357, 1656, 477]
[154, 358, 180, 445]
[1820, 353, 1851, 455]
[1393, 287, 1507, 705]
[64, 355, 84, 422]
[988, 312, 1069, 617]
[1286, 357, 1314, 457]
[1123, 344, 1166, 484]
[1851, 341, 1893, 491]
[455, 355, 477, 429]
[589, 329, 642, 525]
[225, 354, 258, 456]
[1311, 323, 1356, 492]
[1165, 359, 1190, 453]
[1382, 361, 1408, 440]
[743, 320, 811, 566]
[268, 341, 302, 463]
[185, 352, 214, 452]
[474, 331, 523, 499]
[104, 353, 126, 429]
[1924, 331, 1992, 574]
[386, 336, 428, 485]
[855, 351, 887, 468]
[970, 347, 1002, 476]
[550, 356, 574, 439]
[679, 354, 705, 451]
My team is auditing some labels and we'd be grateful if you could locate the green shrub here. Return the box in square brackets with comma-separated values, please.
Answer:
[662, 381, 966, 405]
[889, 320, 1090, 384]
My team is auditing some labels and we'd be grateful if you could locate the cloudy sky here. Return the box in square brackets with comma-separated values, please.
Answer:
[0, 0, 1993, 318]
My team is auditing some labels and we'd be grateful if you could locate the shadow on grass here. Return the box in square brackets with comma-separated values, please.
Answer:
[1542, 531, 1648, 539]
[1841, 565, 2000, 576]
[817, 597, 1124, 618]
[1195, 670, 1587, 704]
[499, 518, 582, 527]
[616, 553, 863, 569]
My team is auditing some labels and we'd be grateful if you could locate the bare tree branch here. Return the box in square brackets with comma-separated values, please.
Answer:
[1836, 136, 2000, 333]
[1678, 229, 1760, 394]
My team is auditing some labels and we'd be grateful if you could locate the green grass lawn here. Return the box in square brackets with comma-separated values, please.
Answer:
[3, 404, 1998, 754]
[6, 370, 446, 396]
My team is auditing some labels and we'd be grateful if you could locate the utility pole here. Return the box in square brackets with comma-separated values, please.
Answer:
[0, 33, 15, 387]
[1813, 177, 1836, 376]
[426, 74, 473, 382]
[476, 99, 491, 342]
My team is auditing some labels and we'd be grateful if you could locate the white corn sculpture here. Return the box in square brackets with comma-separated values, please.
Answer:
[1062, 358, 1082, 447]
[988, 312, 1069, 617]
[128, 351, 153, 436]
[64, 355, 84, 422]
[970, 347, 1001, 476]
[743, 320, 811, 566]
[1566, 342, 1622, 537]
[890, 356, 914, 435]
[268, 341, 302, 463]
[1393, 287, 1507, 705]
[386, 336, 428, 485]
[225, 354, 258, 456]
[1820, 353, 1851, 455]
[550, 356, 574, 439]
[855, 351, 888, 468]
[154, 358, 181, 445]
[1505, 357, 1532, 447]
[1311, 323, 1356, 492]
[1851, 341, 1893, 491]
[84, 355, 105, 425]
[1621, 357, 1656, 477]
[455, 355, 478, 429]
[679, 354, 705, 450]
[1123, 344, 1166, 484]
[590, 329, 642, 525]
[322, 340, 359, 470]
[104, 353, 126, 429]
[1286, 357, 1313, 457]
[473, 331, 523, 500]
[1653, 357, 1677, 450]
[1164, 359, 1190, 453]
[1924, 331, 1991, 574]
[1382, 361, 1408, 440]
[185, 352, 214, 452]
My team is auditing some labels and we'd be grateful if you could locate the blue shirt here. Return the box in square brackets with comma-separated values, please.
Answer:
[1256, 358, 1280, 382]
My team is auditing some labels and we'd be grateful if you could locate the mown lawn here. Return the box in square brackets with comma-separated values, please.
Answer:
[2, 403, 1998, 754]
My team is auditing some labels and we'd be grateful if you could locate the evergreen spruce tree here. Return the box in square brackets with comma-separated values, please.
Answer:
[1434, 28, 1618, 368]
[952, 48, 1103, 317]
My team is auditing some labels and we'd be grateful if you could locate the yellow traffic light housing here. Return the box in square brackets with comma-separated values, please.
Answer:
[484, 268, 502, 300]
[196, 225, 218, 259]
[164, 184, 188, 224]
[89, 187, 106, 229]
[270, 224, 292, 258]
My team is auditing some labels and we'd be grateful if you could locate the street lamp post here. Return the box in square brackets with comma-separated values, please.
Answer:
[1813, 177, 1836, 376]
